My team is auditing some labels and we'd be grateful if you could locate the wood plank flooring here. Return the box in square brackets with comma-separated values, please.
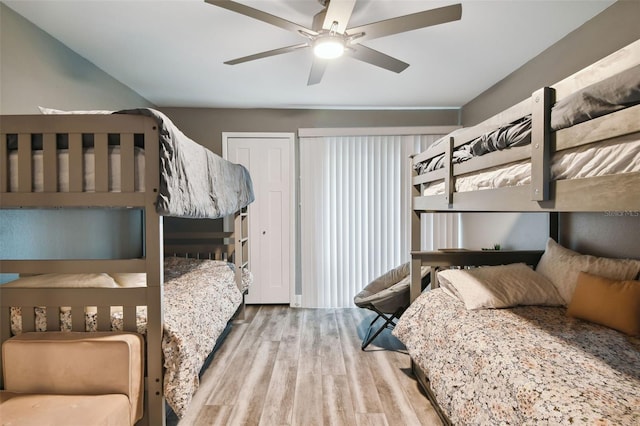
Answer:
[178, 306, 442, 426]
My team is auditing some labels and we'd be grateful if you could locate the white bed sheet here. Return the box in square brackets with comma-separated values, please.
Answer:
[423, 137, 640, 196]
[8, 147, 145, 192]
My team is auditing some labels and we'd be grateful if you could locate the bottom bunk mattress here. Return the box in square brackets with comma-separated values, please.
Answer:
[393, 289, 640, 425]
[7, 257, 253, 418]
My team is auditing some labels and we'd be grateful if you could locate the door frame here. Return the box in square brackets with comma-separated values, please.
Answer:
[222, 132, 296, 306]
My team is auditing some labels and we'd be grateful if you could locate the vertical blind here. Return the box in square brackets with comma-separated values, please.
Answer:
[300, 132, 455, 308]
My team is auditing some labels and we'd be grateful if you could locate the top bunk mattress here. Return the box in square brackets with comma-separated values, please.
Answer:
[422, 136, 640, 196]
[3, 108, 255, 219]
[9, 146, 145, 192]
[122, 109, 255, 219]
[414, 64, 640, 176]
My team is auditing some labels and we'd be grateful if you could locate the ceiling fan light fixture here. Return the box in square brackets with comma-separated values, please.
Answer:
[207, 0, 463, 84]
[313, 35, 345, 59]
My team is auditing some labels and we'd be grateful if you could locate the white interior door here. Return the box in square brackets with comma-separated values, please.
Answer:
[224, 133, 294, 304]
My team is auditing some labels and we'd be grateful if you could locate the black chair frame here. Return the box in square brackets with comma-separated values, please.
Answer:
[361, 305, 406, 350]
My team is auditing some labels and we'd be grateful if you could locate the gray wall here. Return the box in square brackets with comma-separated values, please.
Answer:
[459, 213, 549, 251]
[559, 213, 640, 259]
[0, 209, 144, 260]
[457, 0, 640, 253]
[159, 107, 459, 156]
[0, 3, 153, 114]
[462, 0, 640, 126]
[0, 3, 459, 152]
[0, 3, 152, 282]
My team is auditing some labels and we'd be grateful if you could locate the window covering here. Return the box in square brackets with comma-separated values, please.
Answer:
[300, 131, 457, 308]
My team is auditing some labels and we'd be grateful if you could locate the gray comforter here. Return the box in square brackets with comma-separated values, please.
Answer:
[116, 108, 254, 218]
[551, 64, 640, 130]
[415, 64, 640, 176]
[414, 116, 531, 175]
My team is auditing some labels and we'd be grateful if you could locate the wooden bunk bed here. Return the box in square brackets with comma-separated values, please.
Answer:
[410, 38, 640, 301]
[0, 110, 253, 425]
[403, 39, 640, 425]
[410, 39, 640, 214]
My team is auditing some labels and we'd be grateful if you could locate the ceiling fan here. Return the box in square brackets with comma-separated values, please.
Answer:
[205, 0, 462, 85]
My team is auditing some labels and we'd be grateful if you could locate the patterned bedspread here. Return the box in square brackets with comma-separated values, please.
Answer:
[9, 257, 252, 418]
[158, 257, 248, 417]
[393, 289, 640, 425]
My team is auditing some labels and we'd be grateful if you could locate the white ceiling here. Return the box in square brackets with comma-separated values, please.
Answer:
[5, 0, 614, 109]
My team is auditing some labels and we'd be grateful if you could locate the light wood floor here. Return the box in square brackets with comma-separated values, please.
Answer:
[178, 305, 441, 426]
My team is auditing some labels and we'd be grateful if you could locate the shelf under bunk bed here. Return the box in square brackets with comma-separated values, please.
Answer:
[411, 38, 640, 213]
[0, 111, 254, 425]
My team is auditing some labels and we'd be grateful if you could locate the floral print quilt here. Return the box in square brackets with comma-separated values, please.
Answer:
[393, 289, 640, 425]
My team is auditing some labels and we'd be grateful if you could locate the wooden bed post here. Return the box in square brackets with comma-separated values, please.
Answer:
[549, 212, 559, 242]
[0, 130, 13, 385]
[0, 304, 9, 389]
[233, 208, 248, 321]
[142, 119, 166, 426]
[443, 136, 454, 206]
[531, 87, 554, 202]
[409, 155, 423, 303]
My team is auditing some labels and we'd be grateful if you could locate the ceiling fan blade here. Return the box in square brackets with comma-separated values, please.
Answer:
[347, 3, 461, 43]
[225, 43, 309, 65]
[205, 0, 317, 36]
[308, 57, 329, 85]
[347, 45, 409, 73]
[323, 0, 357, 33]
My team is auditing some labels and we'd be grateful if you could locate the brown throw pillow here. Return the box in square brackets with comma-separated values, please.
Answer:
[567, 271, 640, 336]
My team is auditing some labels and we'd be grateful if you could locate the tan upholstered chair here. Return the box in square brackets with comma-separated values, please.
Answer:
[1, 331, 144, 426]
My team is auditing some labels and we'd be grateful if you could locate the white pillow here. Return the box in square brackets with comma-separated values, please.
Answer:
[38, 106, 114, 115]
[535, 238, 640, 305]
[437, 263, 563, 310]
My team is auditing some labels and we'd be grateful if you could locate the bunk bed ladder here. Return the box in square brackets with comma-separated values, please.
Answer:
[234, 207, 249, 320]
